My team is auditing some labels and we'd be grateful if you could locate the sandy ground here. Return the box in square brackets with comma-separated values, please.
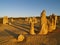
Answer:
[0, 21, 60, 45]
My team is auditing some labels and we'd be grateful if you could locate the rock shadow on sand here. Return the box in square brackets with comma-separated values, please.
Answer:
[4, 29, 19, 39]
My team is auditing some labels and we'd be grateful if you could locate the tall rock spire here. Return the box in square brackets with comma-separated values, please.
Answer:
[41, 10, 46, 17]
[39, 10, 48, 35]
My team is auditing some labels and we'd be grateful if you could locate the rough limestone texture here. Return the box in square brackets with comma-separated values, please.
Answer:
[39, 10, 48, 35]
[33, 17, 37, 24]
[3, 16, 8, 24]
[38, 10, 57, 34]
[53, 15, 57, 30]
[48, 18, 54, 32]
[29, 17, 37, 35]
[17, 34, 25, 42]
[48, 14, 57, 32]
[30, 22, 35, 35]
[29, 17, 32, 24]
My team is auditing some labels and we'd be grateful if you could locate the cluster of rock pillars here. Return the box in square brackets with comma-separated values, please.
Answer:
[2, 10, 57, 42]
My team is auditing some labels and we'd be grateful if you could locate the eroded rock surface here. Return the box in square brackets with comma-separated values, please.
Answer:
[3, 16, 8, 24]
[39, 10, 48, 35]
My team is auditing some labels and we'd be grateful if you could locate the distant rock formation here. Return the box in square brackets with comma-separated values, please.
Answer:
[29, 17, 35, 35]
[33, 17, 37, 24]
[30, 22, 35, 35]
[29, 17, 32, 24]
[11, 18, 14, 22]
[48, 14, 57, 32]
[25, 17, 29, 23]
[3, 16, 8, 24]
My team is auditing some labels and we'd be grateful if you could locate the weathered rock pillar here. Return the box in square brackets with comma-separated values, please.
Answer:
[3, 16, 8, 24]
[30, 22, 35, 35]
[53, 15, 57, 30]
[48, 14, 57, 32]
[39, 10, 48, 35]
[48, 18, 54, 32]
[29, 17, 36, 35]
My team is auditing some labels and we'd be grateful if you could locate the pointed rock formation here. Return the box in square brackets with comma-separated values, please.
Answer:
[54, 15, 57, 29]
[39, 10, 48, 35]
[48, 18, 54, 32]
[48, 14, 57, 32]
[29, 17, 36, 35]
[30, 22, 35, 35]
[52, 14, 57, 30]
[29, 17, 32, 24]
[33, 17, 37, 24]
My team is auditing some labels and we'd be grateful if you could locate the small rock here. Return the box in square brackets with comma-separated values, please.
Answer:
[9, 23, 12, 25]
[17, 34, 25, 42]
[39, 10, 48, 35]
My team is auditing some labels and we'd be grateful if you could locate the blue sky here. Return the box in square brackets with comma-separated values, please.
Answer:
[0, 0, 60, 17]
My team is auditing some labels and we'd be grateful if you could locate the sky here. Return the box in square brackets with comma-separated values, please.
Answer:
[0, 0, 60, 17]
